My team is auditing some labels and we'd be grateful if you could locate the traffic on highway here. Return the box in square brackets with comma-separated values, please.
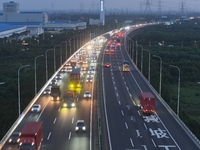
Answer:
[1, 23, 200, 150]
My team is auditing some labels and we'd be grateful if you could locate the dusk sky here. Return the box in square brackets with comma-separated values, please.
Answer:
[0, 0, 199, 12]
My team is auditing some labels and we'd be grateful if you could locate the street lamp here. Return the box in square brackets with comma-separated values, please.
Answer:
[143, 49, 151, 82]
[35, 55, 44, 95]
[54, 44, 61, 72]
[61, 41, 68, 62]
[153, 55, 162, 96]
[169, 65, 180, 116]
[137, 44, 143, 73]
[45, 49, 53, 81]
[18, 65, 30, 116]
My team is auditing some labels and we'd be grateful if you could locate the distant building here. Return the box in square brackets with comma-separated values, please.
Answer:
[0, 1, 86, 38]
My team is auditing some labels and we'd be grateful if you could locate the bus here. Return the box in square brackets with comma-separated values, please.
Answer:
[122, 60, 130, 72]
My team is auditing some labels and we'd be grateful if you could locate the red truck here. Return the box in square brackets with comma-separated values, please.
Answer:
[61, 90, 77, 108]
[139, 92, 155, 114]
[18, 122, 43, 150]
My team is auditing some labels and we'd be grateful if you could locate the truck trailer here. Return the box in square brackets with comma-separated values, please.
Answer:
[19, 122, 43, 150]
[139, 92, 155, 114]
[69, 68, 81, 89]
[61, 90, 77, 108]
[50, 85, 61, 100]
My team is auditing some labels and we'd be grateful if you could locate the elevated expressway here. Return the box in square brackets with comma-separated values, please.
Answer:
[1, 24, 200, 150]
[101, 35, 200, 150]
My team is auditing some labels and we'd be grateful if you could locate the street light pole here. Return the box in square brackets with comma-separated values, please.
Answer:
[54, 44, 60, 72]
[137, 44, 143, 73]
[153, 55, 162, 96]
[45, 49, 53, 81]
[143, 49, 151, 82]
[169, 65, 180, 116]
[35, 55, 44, 95]
[18, 65, 30, 116]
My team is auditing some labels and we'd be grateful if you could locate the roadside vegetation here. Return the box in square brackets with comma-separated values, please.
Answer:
[131, 20, 200, 139]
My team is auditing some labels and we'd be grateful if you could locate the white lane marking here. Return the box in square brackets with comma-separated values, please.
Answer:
[121, 110, 124, 116]
[130, 138, 134, 147]
[143, 123, 147, 130]
[47, 132, 51, 140]
[136, 130, 141, 137]
[126, 86, 129, 91]
[155, 112, 181, 150]
[68, 132, 71, 139]
[151, 138, 157, 147]
[132, 101, 136, 106]
[125, 122, 128, 129]
[53, 118, 57, 124]
[138, 110, 141, 116]
[118, 101, 121, 105]
[72, 118, 74, 124]
[141, 145, 148, 150]
[58, 107, 61, 111]
[77, 98, 79, 102]
[129, 93, 132, 98]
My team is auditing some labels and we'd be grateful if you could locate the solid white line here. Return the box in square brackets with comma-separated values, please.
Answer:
[121, 110, 124, 116]
[155, 112, 181, 150]
[151, 139, 157, 147]
[130, 138, 134, 147]
[47, 132, 51, 140]
[125, 122, 128, 129]
[68, 132, 71, 139]
[72, 118, 74, 124]
[58, 107, 61, 111]
[76, 98, 79, 102]
[53, 118, 57, 124]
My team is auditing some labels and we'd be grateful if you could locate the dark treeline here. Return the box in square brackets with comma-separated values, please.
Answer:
[130, 22, 200, 138]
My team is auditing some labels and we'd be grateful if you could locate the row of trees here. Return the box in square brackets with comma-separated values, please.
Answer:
[129, 23, 200, 138]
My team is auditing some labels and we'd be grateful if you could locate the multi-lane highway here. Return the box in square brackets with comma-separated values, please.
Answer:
[1, 37, 105, 150]
[1, 25, 200, 150]
[102, 34, 200, 150]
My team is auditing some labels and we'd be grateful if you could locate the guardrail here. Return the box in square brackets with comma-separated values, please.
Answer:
[0, 38, 104, 149]
[125, 29, 200, 148]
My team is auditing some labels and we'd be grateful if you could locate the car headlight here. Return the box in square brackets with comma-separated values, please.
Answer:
[63, 103, 67, 107]
[82, 127, 86, 130]
[8, 139, 12, 142]
[76, 127, 79, 130]
[17, 138, 20, 142]
[71, 103, 75, 107]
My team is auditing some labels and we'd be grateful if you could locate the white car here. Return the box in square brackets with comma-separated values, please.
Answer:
[43, 88, 51, 95]
[75, 120, 86, 132]
[55, 74, 62, 80]
[86, 77, 92, 83]
[84, 91, 91, 98]
[31, 104, 41, 112]
[60, 68, 67, 73]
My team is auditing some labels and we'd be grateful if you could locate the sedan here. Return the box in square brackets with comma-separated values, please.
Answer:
[31, 104, 41, 112]
[55, 74, 62, 80]
[105, 63, 111, 68]
[43, 88, 51, 95]
[8, 132, 21, 144]
[75, 120, 86, 133]
[86, 77, 93, 83]
[50, 79, 57, 85]
[84, 91, 91, 98]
